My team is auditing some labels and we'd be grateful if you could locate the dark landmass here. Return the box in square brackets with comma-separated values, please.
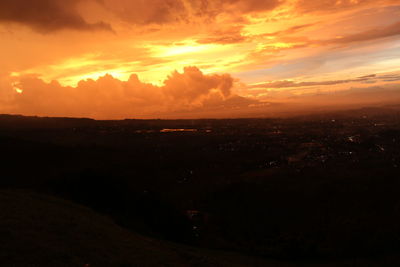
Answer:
[2, 105, 400, 266]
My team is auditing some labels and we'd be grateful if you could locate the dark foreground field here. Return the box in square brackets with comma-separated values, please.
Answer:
[2, 105, 400, 266]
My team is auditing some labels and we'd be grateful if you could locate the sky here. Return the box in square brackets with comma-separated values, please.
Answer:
[0, 0, 400, 119]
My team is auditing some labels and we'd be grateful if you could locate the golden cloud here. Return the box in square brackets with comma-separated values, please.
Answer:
[1, 67, 243, 119]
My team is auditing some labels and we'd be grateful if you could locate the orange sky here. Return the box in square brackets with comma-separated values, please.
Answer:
[1, 0, 400, 118]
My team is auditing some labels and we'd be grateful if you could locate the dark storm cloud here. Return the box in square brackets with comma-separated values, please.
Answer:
[0, 0, 112, 33]
[101, 0, 283, 25]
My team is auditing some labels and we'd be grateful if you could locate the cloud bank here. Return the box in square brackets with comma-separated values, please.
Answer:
[249, 72, 400, 90]
[0, 67, 245, 119]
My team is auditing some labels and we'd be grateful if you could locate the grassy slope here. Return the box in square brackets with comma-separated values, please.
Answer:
[2, 190, 399, 267]
[1, 190, 288, 267]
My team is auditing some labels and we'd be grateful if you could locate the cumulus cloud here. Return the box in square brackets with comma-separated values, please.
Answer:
[0, 0, 112, 33]
[163, 67, 233, 101]
[0, 67, 243, 119]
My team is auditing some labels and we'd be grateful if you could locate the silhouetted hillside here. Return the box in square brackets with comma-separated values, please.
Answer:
[2, 107, 400, 265]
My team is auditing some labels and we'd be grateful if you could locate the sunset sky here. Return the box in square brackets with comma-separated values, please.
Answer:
[1, 0, 400, 118]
